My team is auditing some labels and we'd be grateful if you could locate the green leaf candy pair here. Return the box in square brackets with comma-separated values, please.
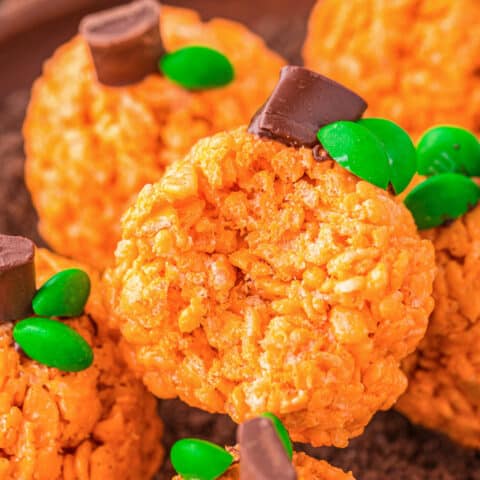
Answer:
[13, 268, 94, 372]
[170, 412, 293, 480]
[405, 126, 480, 229]
[317, 118, 417, 194]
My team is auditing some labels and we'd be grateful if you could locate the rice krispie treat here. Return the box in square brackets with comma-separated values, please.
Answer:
[106, 66, 435, 447]
[399, 125, 480, 447]
[302, 0, 480, 138]
[24, 0, 284, 269]
[171, 414, 354, 480]
[0, 234, 164, 479]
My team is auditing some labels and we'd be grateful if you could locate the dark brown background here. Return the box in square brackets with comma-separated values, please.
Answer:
[1, 1, 479, 478]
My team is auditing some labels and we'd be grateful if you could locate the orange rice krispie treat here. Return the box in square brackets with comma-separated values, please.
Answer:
[397, 127, 480, 448]
[302, 0, 480, 138]
[0, 235, 163, 479]
[170, 414, 353, 480]
[106, 67, 435, 447]
[397, 207, 480, 447]
[24, 0, 285, 269]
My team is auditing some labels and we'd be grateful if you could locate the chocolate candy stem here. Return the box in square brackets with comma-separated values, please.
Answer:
[237, 417, 297, 480]
[260, 412, 293, 460]
[79, 0, 165, 86]
[249, 66, 367, 148]
[0, 235, 35, 322]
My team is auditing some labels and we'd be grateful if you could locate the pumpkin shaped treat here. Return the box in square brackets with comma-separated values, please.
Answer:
[24, 0, 284, 269]
[0, 234, 163, 479]
[398, 126, 480, 448]
[106, 67, 435, 447]
[303, 0, 480, 139]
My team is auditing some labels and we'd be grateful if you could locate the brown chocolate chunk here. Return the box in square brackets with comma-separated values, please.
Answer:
[0, 234, 35, 322]
[237, 417, 297, 480]
[79, 0, 165, 86]
[248, 65, 367, 147]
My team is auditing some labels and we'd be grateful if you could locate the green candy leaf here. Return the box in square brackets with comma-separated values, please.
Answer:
[33, 268, 91, 318]
[404, 173, 480, 230]
[160, 46, 234, 90]
[317, 121, 390, 189]
[261, 412, 293, 460]
[170, 439, 233, 480]
[13, 317, 94, 372]
[417, 126, 480, 176]
[358, 118, 417, 194]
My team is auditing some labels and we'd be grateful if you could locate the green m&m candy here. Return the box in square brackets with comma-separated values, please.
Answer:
[317, 121, 390, 189]
[417, 126, 480, 176]
[160, 46, 234, 90]
[170, 439, 233, 480]
[358, 118, 417, 194]
[13, 317, 94, 372]
[404, 173, 480, 230]
[261, 412, 293, 460]
[32, 268, 91, 317]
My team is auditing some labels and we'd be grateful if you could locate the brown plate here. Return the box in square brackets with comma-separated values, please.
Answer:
[0, 1, 479, 479]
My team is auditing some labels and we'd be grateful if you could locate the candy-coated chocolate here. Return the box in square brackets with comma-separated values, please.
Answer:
[13, 317, 94, 372]
[358, 118, 417, 194]
[404, 173, 480, 229]
[317, 121, 389, 189]
[32, 268, 90, 317]
[417, 126, 480, 177]
[171, 438, 234, 480]
[261, 412, 293, 460]
[160, 46, 234, 90]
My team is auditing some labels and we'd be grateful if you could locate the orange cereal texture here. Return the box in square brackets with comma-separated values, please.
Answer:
[302, 0, 480, 138]
[106, 127, 435, 447]
[173, 451, 355, 480]
[24, 6, 285, 270]
[0, 249, 163, 480]
[397, 203, 480, 448]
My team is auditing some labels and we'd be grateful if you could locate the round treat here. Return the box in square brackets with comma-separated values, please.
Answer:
[0, 249, 163, 479]
[302, 0, 480, 138]
[173, 452, 355, 480]
[24, 6, 285, 269]
[106, 126, 435, 447]
[397, 203, 480, 448]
